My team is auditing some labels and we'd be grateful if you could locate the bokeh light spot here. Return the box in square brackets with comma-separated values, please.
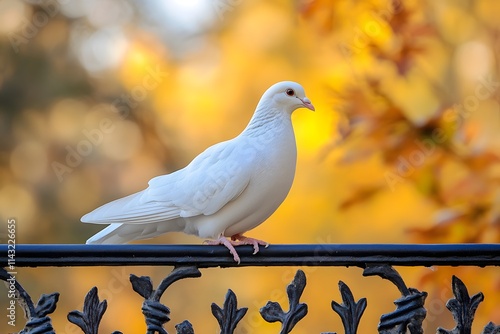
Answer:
[100, 120, 143, 161]
[10, 141, 48, 183]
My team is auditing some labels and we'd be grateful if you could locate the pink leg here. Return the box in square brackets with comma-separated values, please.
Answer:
[231, 233, 269, 255]
[204, 236, 243, 264]
[204, 234, 270, 263]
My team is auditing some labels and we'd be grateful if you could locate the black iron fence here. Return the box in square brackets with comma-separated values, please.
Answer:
[2, 244, 500, 333]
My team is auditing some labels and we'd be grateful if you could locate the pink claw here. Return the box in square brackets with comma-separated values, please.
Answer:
[204, 236, 242, 264]
[204, 234, 269, 263]
[231, 234, 269, 255]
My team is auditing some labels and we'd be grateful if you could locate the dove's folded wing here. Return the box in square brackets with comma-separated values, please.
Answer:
[81, 139, 253, 225]
[147, 139, 253, 217]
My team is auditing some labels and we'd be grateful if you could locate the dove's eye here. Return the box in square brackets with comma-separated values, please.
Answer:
[285, 89, 295, 96]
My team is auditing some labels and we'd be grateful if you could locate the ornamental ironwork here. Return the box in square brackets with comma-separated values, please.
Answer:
[2, 244, 500, 333]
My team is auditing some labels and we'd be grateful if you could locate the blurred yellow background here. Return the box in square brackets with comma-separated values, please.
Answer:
[1, 0, 500, 333]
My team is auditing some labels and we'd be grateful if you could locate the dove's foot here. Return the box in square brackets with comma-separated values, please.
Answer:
[204, 236, 243, 263]
[230, 233, 269, 255]
[204, 234, 269, 264]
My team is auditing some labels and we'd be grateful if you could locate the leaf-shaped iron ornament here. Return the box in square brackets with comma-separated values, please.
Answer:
[130, 266, 202, 334]
[130, 274, 154, 299]
[1, 267, 59, 334]
[437, 275, 484, 334]
[483, 322, 500, 334]
[331, 281, 367, 334]
[260, 269, 308, 334]
[363, 265, 427, 334]
[20, 293, 60, 334]
[68, 287, 110, 334]
[175, 320, 195, 334]
[211, 289, 248, 334]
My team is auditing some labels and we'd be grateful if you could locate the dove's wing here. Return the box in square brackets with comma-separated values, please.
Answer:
[147, 139, 253, 217]
[81, 138, 253, 225]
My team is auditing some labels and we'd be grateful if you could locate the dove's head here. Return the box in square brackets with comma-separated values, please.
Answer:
[263, 81, 315, 113]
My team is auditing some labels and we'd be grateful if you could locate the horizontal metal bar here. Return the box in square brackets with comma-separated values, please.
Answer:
[2, 244, 500, 268]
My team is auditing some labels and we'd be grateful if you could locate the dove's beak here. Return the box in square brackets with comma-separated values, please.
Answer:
[299, 97, 315, 111]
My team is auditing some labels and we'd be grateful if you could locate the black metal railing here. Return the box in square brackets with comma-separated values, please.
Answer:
[2, 244, 500, 334]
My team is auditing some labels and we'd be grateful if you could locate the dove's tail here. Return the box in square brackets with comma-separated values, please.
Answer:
[86, 223, 127, 244]
[82, 189, 186, 244]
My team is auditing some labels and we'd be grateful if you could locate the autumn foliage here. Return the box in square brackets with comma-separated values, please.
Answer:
[1, 0, 500, 332]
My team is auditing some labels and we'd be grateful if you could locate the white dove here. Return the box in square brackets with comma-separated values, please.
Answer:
[82, 81, 315, 263]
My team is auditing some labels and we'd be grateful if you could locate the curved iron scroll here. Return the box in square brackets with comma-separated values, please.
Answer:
[364, 265, 427, 333]
[130, 266, 201, 334]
